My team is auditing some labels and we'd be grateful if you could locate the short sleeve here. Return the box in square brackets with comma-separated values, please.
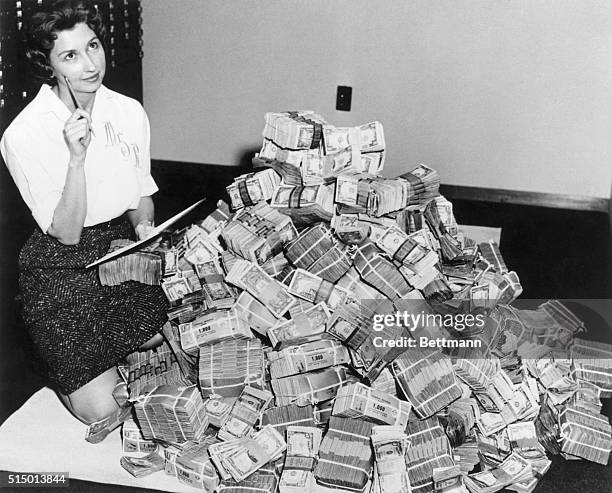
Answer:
[136, 108, 159, 197]
[0, 127, 63, 233]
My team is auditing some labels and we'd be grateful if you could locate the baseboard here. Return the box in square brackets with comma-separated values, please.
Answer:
[440, 184, 609, 213]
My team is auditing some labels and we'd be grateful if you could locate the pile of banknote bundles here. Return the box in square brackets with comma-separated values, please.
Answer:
[93, 111, 611, 493]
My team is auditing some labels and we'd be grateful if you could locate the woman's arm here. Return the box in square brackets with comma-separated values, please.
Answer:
[46, 109, 92, 245]
[127, 195, 155, 240]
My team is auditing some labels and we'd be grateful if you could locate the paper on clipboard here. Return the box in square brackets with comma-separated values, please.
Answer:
[86, 198, 206, 269]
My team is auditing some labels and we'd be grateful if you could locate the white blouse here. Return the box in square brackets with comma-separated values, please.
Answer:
[0, 84, 158, 233]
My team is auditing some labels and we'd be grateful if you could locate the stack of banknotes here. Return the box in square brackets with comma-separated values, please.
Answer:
[97, 110, 612, 493]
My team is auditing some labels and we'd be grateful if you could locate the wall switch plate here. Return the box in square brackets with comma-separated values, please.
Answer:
[336, 85, 352, 111]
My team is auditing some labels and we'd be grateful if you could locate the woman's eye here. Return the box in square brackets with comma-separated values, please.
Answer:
[65, 52, 75, 61]
[89, 41, 99, 49]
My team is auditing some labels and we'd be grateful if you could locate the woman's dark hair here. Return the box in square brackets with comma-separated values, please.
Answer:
[26, 0, 107, 85]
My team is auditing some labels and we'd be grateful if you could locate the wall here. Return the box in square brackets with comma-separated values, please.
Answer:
[142, 0, 612, 199]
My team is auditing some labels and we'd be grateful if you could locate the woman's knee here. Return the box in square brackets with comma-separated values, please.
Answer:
[68, 395, 120, 425]
[62, 368, 122, 425]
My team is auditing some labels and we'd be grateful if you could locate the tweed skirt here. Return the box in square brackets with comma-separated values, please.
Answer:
[18, 219, 169, 394]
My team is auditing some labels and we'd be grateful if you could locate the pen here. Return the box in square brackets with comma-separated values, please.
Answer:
[64, 76, 95, 137]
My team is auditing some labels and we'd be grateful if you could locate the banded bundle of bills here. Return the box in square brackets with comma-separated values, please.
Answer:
[210, 425, 286, 482]
[313, 401, 334, 426]
[331, 213, 371, 246]
[422, 274, 454, 304]
[539, 299, 585, 334]
[86, 405, 132, 444]
[404, 417, 455, 493]
[261, 252, 290, 278]
[506, 456, 551, 493]
[326, 300, 394, 373]
[333, 382, 411, 429]
[335, 267, 389, 301]
[453, 441, 481, 474]
[499, 379, 540, 426]
[335, 173, 409, 217]
[432, 465, 465, 493]
[262, 111, 326, 150]
[218, 386, 274, 441]
[371, 367, 397, 396]
[476, 305, 527, 357]
[559, 405, 612, 465]
[287, 268, 353, 309]
[477, 241, 508, 274]
[161, 321, 199, 383]
[233, 292, 279, 336]
[194, 254, 237, 309]
[227, 169, 282, 210]
[396, 164, 440, 206]
[161, 272, 201, 303]
[472, 368, 520, 415]
[323, 121, 385, 155]
[162, 443, 183, 476]
[179, 308, 252, 353]
[353, 242, 414, 299]
[125, 341, 192, 400]
[99, 239, 164, 286]
[184, 224, 222, 264]
[475, 270, 523, 309]
[391, 348, 462, 418]
[226, 259, 296, 318]
[120, 452, 165, 478]
[134, 385, 209, 444]
[175, 437, 221, 492]
[476, 429, 511, 466]
[506, 422, 547, 460]
[199, 339, 265, 398]
[268, 339, 350, 378]
[122, 418, 158, 454]
[423, 199, 462, 262]
[271, 366, 350, 406]
[219, 467, 280, 493]
[253, 153, 304, 186]
[523, 353, 576, 406]
[268, 302, 331, 346]
[204, 397, 234, 428]
[271, 183, 335, 224]
[570, 339, 612, 395]
[280, 426, 323, 493]
[307, 244, 352, 283]
[314, 416, 374, 492]
[302, 146, 385, 185]
[261, 404, 316, 436]
[445, 398, 480, 447]
[222, 203, 296, 265]
[452, 351, 501, 392]
[371, 425, 411, 493]
[464, 452, 532, 493]
[284, 222, 335, 269]
[199, 200, 232, 234]
[377, 226, 438, 271]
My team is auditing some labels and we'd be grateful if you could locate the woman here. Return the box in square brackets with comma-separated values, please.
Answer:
[0, 0, 168, 427]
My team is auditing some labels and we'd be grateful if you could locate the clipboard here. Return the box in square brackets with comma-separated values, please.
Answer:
[86, 198, 206, 269]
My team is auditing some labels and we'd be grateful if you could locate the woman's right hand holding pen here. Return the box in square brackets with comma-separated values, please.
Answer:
[64, 108, 92, 164]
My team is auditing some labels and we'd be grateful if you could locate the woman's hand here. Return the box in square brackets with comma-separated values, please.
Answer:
[135, 220, 155, 241]
[63, 109, 92, 163]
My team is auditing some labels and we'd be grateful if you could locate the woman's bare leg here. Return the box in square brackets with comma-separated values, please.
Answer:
[58, 367, 121, 425]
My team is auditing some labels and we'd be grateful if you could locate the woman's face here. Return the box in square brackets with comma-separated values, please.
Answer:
[48, 22, 106, 93]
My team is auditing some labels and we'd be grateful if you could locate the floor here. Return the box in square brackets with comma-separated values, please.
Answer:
[0, 162, 611, 491]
